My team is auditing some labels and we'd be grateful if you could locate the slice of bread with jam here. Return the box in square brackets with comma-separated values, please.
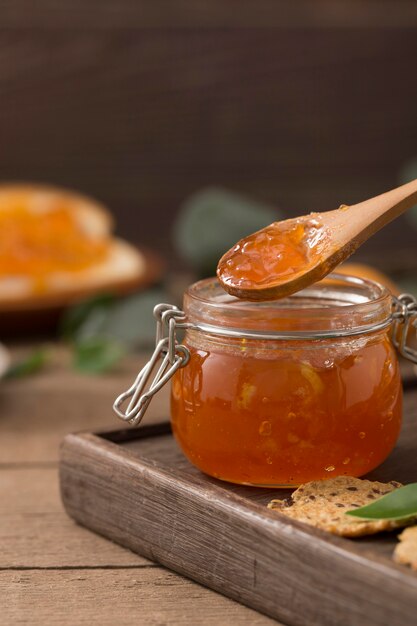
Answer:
[0, 184, 156, 312]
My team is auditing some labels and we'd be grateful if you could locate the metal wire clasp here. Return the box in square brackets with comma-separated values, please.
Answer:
[113, 304, 190, 426]
[392, 293, 417, 364]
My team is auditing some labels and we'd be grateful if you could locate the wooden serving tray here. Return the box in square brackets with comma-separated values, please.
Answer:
[60, 385, 417, 626]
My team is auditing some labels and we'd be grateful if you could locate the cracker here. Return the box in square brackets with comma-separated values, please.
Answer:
[393, 526, 417, 570]
[268, 476, 404, 537]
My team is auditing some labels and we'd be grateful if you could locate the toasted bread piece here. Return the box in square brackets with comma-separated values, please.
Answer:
[0, 239, 148, 311]
[394, 526, 417, 570]
[0, 184, 152, 311]
[0, 183, 113, 238]
[268, 476, 405, 537]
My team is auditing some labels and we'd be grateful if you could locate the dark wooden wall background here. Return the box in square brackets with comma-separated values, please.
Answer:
[1, 1, 417, 264]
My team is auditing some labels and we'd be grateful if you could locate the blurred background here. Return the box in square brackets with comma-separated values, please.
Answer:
[0, 0, 417, 371]
[2, 1, 417, 266]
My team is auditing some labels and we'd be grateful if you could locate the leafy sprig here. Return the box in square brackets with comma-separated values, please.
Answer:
[346, 483, 417, 522]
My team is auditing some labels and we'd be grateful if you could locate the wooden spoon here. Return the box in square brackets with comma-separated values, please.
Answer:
[217, 179, 417, 300]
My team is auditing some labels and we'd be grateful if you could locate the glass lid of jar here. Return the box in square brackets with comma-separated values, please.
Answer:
[184, 274, 393, 339]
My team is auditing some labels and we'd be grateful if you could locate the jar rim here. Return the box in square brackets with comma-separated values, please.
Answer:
[183, 273, 393, 339]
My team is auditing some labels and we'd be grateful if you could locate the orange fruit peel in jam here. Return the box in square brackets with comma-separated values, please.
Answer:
[0, 189, 110, 293]
[217, 217, 330, 300]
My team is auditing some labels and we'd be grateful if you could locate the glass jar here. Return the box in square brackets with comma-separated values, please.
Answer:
[114, 274, 417, 488]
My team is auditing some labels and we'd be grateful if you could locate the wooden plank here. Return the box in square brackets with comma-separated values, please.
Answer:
[0, 353, 169, 464]
[1, 1, 417, 28]
[0, 569, 276, 625]
[60, 392, 417, 626]
[0, 467, 149, 567]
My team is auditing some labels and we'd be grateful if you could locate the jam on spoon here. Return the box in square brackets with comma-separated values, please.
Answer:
[217, 179, 417, 300]
[217, 216, 328, 297]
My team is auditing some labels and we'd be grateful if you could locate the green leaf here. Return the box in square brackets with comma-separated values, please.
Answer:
[73, 289, 170, 348]
[73, 337, 126, 374]
[59, 294, 114, 340]
[397, 276, 417, 298]
[61, 288, 170, 350]
[5, 349, 48, 379]
[345, 483, 417, 521]
[89, 289, 169, 346]
[173, 187, 280, 276]
[71, 304, 113, 342]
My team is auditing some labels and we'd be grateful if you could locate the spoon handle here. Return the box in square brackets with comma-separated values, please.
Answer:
[328, 178, 417, 250]
[350, 178, 417, 230]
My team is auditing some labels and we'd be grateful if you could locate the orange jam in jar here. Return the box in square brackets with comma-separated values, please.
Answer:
[170, 275, 403, 487]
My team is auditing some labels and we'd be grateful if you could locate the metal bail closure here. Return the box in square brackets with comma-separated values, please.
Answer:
[392, 293, 417, 364]
[113, 304, 190, 426]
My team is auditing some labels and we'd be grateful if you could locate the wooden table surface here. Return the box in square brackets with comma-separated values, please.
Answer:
[2, 349, 415, 625]
[0, 351, 278, 625]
